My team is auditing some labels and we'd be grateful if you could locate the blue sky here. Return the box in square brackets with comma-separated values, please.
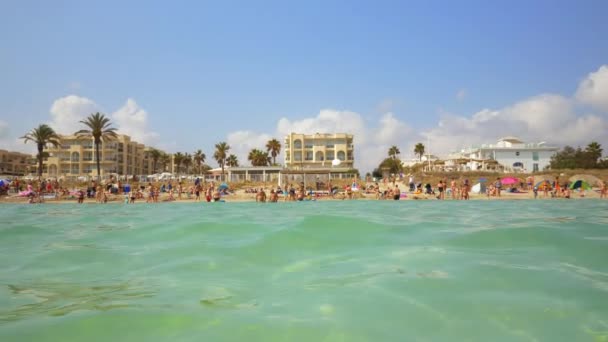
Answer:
[1, 0, 607, 172]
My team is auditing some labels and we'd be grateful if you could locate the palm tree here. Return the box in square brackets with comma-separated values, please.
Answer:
[214, 142, 230, 181]
[75, 113, 118, 181]
[173, 152, 184, 175]
[147, 148, 162, 173]
[388, 145, 400, 160]
[266, 138, 281, 165]
[160, 153, 171, 172]
[414, 143, 425, 161]
[248, 149, 270, 166]
[226, 154, 239, 167]
[193, 149, 206, 174]
[183, 153, 193, 175]
[21, 124, 61, 179]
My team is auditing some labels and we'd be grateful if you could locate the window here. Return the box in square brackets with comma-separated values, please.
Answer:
[533, 163, 539, 172]
[532, 151, 539, 161]
[326, 151, 334, 160]
[515, 151, 520, 156]
[305, 151, 313, 160]
[293, 140, 302, 149]
[294, 151, 302, 161]
[315, 151, 324, 161]
[337, 151, 346, 161]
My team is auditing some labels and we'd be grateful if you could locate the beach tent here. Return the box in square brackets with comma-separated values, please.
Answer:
[568, 174, 601, 187]
[569, 180, 591, 190]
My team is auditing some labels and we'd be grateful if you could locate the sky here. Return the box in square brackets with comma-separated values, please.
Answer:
[1, 0, 607, 173]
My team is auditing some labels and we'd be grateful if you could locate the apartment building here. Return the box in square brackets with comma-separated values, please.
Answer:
[453, 136, 558, 172]
[0, 149, 33, 176]
[283, 133, 354, 169]
[40, 134, 162, 178]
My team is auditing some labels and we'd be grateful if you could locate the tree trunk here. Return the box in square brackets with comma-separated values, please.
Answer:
[95, 141, 101, 182]
[37, 144, 43, 180]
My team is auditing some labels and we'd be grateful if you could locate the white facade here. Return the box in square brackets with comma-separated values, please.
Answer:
[458, 137, 558, 173]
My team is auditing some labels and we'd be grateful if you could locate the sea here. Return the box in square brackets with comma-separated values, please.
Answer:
[0, 200, 607, 341]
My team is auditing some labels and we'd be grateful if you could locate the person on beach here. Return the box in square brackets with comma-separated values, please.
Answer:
[437, 180, 445, 200]
[213, 188, 221, 202]
[494, 178, 502, 197]
[393, 185, 400, 200]
[600, 181, 606, 199]
[269, 189, 279, 202]
[195, 183, 202, 202]
[77, 189, 85, 204]
[462, 179, 470, 200]
[256, 188, 267, 202]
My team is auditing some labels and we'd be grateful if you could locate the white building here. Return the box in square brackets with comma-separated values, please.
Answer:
[457, 137, 558, 173]
[401, 154, 440, 168]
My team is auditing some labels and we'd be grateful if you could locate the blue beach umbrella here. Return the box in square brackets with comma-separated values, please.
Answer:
[218, 183, 229, 190]
[0, 179, 8, 187]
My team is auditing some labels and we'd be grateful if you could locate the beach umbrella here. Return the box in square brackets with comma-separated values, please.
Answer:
[501, 177, 519, 185]
[218, 183, 229, 190]
[569, 180, 591, 190]
[0, 179, 8, 187]
[535, 180, 552, 189]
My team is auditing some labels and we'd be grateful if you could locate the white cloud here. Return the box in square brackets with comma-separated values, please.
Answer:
[456, 89, 467, 101]
[576, 65, 608, 112]
[111, 98, 160, 146]
[226, 130, 273, 165]
[49, 95, 100, 135]
[423, 93, 608, 156]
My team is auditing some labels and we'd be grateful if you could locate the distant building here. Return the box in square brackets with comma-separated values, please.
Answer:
[283, 133, 354, 169]
[454, 136, 558, 173]
[0, 149, 33, 176]
[401, 154, 440, 168]
[39, 134, 164, 179]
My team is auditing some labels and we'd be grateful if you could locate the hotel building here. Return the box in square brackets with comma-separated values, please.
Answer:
[40, 134, 163, 178]
[283, 133, 354, 169]
[453, 136, 558, 173]
[0, 149, 34, 176]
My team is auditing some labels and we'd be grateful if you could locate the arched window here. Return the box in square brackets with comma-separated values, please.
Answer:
[315, 151, 324, 161]
[71, 152, 80, 162]
[293, 139, 302, 149]
[337, 151, 346, 161]
[48, 164, 58, 175]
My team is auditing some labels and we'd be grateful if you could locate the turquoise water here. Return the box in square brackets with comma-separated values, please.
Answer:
[1, 201, 607, 341]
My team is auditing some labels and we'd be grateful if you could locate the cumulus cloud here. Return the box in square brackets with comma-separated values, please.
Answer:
[423, 93, 608, 156]
[49, 95, 100, 134]
[111, 98, 160, 145]
[45, 95, 160, 146]
[226, 130, 274, 165]
[576, 65, 608, 112]
[223, 65, 608, 173]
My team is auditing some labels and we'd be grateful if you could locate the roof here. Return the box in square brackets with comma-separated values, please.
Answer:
[498, 136, 524, 143]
